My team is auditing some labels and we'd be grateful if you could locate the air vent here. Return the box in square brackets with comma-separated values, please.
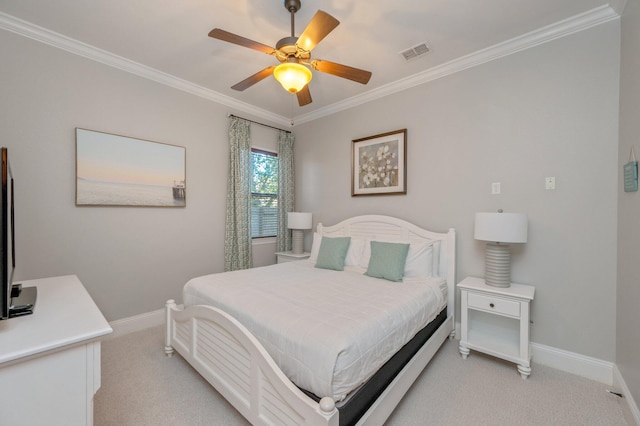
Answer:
[400, 42, 430, 61]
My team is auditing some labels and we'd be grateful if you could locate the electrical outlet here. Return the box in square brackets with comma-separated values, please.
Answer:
[545, 177, 556, 190]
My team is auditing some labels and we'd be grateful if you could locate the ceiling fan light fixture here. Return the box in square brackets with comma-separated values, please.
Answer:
[209, 5, 370, 106]
[274, 62, 312, 93]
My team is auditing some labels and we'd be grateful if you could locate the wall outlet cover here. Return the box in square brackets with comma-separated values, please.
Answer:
[545, 177, 556, 190]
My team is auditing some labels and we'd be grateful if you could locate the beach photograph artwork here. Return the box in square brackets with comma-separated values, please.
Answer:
[76, 128, 186, 207]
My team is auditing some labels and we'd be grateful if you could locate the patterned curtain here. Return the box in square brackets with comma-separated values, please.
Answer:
[224, 117, 252, 271]
[276, 130, 295, 252]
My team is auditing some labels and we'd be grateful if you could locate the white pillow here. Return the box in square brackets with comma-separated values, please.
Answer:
[344, 238, 365, 267]
[309, 233, 365, 267]
[309, 232, 322, 262]
[359, 239, 371, 269]
[404, 241, 434, 278]
[360, 239, 435, 278]
[432, 240, 441, 277]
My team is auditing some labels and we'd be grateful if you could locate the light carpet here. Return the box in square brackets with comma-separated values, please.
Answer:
[94, 326, 627, 425]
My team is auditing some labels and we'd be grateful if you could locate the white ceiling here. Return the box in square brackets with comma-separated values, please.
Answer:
[0, 0, 622, 125]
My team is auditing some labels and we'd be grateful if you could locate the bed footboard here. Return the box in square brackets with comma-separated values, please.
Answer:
[165, 300, 339, 426]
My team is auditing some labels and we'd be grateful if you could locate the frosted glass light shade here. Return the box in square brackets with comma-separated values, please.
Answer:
[474, 212, 528, 243]
[287, 212, 312, 230]
[274, 63, 312, 93]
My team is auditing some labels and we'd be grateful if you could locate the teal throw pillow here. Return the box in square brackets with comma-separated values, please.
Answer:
[314, 236, 351, 271]
[365, 241, 410, 282]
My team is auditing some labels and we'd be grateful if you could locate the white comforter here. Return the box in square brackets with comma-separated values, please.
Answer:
[183, 260, 445, 401]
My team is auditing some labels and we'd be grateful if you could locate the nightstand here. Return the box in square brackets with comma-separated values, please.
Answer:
[275, 251, 311, 264]
[458, 276, 535, 379]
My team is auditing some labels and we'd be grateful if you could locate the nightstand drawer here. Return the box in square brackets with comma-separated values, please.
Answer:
[467, 292, 520, 317]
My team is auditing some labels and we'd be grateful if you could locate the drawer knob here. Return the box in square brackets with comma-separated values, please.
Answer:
[489, 303, 495, 308]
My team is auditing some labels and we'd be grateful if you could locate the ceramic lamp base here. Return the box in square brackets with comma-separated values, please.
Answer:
[484, 242, 511, 288]
[292, 229, 304, 255]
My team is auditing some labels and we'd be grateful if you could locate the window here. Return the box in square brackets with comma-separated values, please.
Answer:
[251, 149, 278, 238]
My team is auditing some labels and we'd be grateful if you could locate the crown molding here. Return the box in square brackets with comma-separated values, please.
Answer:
[294, 4, 622, 125]
[0, 4, 622, 127]
[0, 11, 291, 127]
[609, 0, 628, 16]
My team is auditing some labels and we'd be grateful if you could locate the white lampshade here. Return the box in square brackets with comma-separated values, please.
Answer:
[287, 212, 312, 230]
[474, 211, 527, 288]
[474, 212, 528, 243]
[288, 212, 312, 255]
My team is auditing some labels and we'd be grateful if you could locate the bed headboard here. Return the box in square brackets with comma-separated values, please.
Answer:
[316, 215, 456, 319]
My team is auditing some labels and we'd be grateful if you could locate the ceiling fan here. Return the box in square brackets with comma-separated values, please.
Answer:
[208, 0, 372, 106]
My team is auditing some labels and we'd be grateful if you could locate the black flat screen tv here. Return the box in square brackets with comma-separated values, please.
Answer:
[1, 147, 36, 320]
[0, 147, 15, 319]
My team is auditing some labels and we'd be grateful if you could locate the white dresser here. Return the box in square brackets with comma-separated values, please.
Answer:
[0, 275, 112, 425]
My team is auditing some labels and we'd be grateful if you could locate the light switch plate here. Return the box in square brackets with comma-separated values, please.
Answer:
[491, 182, 501, 194]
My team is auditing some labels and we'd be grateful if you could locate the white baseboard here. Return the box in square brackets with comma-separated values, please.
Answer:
[531, 342, 614, 385]
[107, 308, 166, 339]
[454, 320, 614, 385]
[613, 365, 640, 426]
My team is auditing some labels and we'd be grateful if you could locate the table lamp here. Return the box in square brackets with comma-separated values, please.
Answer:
[288, 212, 312, 255]
[474, 211, 528, 288]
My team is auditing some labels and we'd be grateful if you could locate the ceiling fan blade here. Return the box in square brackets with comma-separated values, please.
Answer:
[231, 66, 276, 91]
[296, 85, 312, 106]
[310, 60, 372, 85]
[208, 28, 275, 55]
[296, 10, 340, 52]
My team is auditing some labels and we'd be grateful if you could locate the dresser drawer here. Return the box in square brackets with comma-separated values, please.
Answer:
[467, 292, 521, 317]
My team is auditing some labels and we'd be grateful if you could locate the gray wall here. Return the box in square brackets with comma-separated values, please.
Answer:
[0, 30, 279, 321]
[618, 0, 640, 406]
[0, 12, 625, 366]
[294, 22, 620, 361]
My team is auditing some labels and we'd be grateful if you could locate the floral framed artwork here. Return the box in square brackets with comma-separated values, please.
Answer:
[352, 129, 407, 196]
[76, 128, 186, 207]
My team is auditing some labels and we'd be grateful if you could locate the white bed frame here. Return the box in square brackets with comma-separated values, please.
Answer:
[165, 215, 456, 426]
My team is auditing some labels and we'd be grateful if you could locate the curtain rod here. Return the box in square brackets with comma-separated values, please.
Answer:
[227, 114, 292, 134]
